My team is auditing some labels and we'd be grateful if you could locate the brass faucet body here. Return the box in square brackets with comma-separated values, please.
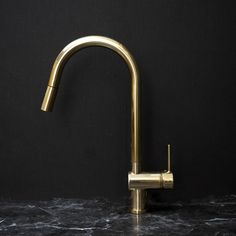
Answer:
[41, 36, 174, 214]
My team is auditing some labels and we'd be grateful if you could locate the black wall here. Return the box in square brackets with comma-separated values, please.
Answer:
[0, 0, 235, 201]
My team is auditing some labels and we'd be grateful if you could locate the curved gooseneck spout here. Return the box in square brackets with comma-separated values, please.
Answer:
[41, 36, 174, 214]
[41, 36, 144, 213]
[41, 36, 140, 173]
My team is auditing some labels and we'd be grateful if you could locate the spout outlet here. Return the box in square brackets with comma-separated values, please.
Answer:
[41, 86, 57, 112]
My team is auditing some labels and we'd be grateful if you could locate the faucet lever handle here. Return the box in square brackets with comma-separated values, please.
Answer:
[167, 144, 171, 173]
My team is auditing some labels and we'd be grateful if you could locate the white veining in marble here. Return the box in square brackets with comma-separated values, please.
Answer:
[0, 195, 235, 235]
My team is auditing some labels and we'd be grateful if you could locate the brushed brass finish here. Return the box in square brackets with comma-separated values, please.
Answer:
[168, 143, 171, 173]
[129, 173, 162, 189]
[41, 35, 140, 173]
[41, 35, 174, 214]
[162, 172, 174, 189]
[41, 86, 57, 112]
[128, 172, 173, 189]
[131, 189, 146, 214]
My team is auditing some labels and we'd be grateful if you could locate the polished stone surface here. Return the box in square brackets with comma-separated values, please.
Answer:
[0, 195, 235, 235]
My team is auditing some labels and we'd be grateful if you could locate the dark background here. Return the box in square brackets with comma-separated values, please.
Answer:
[0, 0, 235, 201]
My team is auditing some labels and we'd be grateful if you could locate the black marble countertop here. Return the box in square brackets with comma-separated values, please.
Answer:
[0, 195, 235, 235]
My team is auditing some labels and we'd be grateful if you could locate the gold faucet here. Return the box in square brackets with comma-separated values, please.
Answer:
[41, 35, 174, 214]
